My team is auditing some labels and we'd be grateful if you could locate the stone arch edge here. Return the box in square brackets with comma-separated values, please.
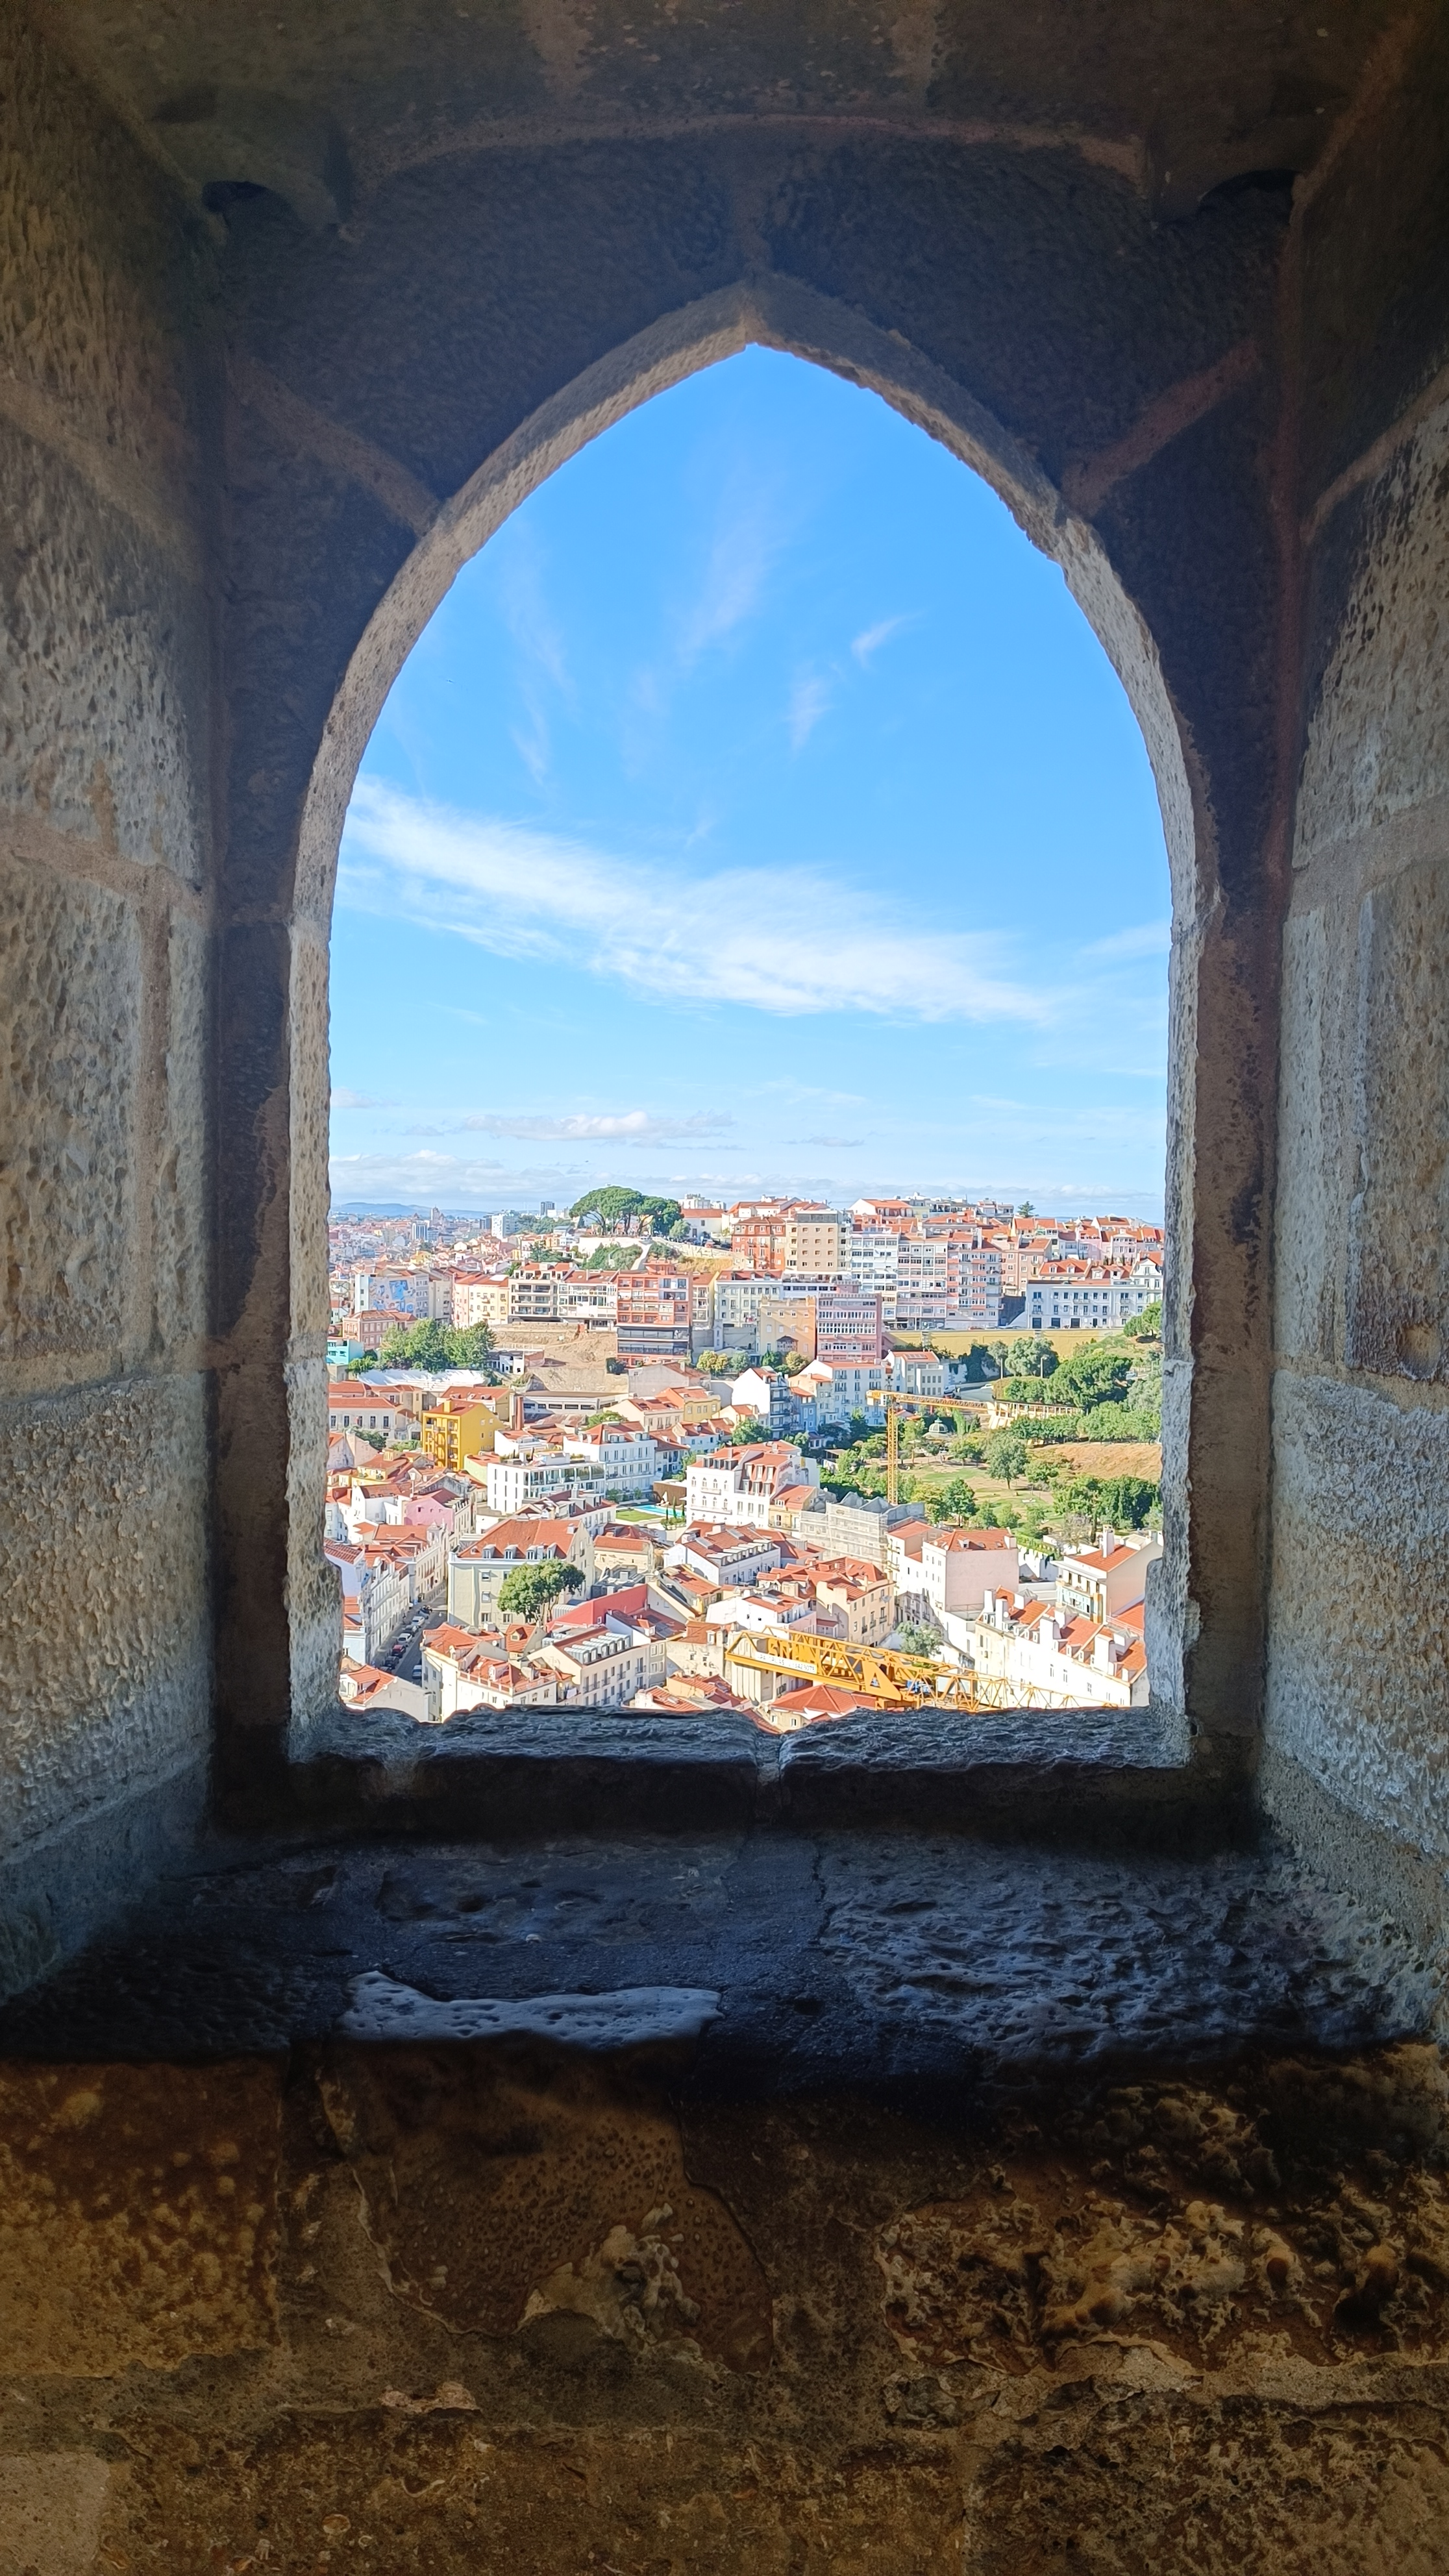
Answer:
[283, 275, 1205, 1750]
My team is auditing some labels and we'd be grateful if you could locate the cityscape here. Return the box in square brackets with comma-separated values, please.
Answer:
[325, 1187, 1165, 1729]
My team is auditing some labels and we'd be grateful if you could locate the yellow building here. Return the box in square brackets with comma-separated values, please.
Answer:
[421, 1395, 499, 1472]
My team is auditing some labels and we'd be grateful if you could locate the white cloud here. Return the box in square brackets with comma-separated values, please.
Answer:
[789, 671, 832, 750]
[851, 613, 916, 667]
[330, 1085, 390, 1110]
[339, 780, 1050, 1027]
[461, 1109, 732, 1143]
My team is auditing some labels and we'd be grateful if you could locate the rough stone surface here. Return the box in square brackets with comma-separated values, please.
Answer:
[0, 1827, 1432, 2078]
[1298, 399, 1449, 863]
[1, 2011, 1449, 2570]
[0, 420, 209, 879]
[0, 1372, 210, 1859]
[6, 5, 1449, 2555]
[1267, 1374, 1449, 1859]
[0, 850, 138, 1369]
[0, 2060, 278, 2372]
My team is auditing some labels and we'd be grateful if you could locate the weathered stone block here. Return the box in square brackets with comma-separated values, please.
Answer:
[102, 2416, 962, 2575]
[1267, 1371, 1449, 1854]
[0, 2061, 278, 2372]
[0, 12, 202, 504]
[0, 852, 138, 1370]
[317, 2041, 774, 2370]
[1298, 397, 1449, 862]
[0, 2451, 110, 2576]
[1276, 900, 1352, 1367]
[150, 907, 208, 1356]
[0, 423, 208, 878]
[0, 1372, 210, 1853]
[1344, 858, 1449, 1382]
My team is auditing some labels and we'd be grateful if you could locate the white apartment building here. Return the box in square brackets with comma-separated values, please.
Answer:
[561, 1426, 659, 1494]
[710, 1272, 776, 1348]
[668, 1526, 784, 1589]
[484, 1454, 608, 1514]
[886, 1349, 947, 1397]
[557, 1272, 619, 1324]
[968, 1593, 1150, 1707]
[538, 1617, 666, 1707]
[844, 1227, 901, 1317]
[792, 1357, 886, 1424]
[327, 1541, 410, 1666]
[920, 1526, 1020, 1623]
[684, 1442, 817, 1525]
[1058, 1530, 1162, 1621]
[447, 1517, 596, 1624]
[1024, 1266, 1158, 1330]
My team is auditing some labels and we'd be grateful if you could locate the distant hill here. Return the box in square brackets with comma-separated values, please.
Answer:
[332, 1200, 493, 1219]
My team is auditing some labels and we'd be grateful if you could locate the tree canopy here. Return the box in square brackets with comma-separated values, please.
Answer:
[377, 1317, 495, 1371]
[1124, 1300, 1163, 1341]
[569, 1186, 682, 1233]
[984, 1430, 1030, 1485]
[495, 1560, 584, 1622]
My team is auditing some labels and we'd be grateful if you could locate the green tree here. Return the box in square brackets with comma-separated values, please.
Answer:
[380, 1317, 451, 1369]
[495, 1560, 584, 1622]
[570, 1185, 645, 1227]
[984, 1430, 1030, 1485]
[1012, 1336, 1058, 1380]
[1124, 1300, 1163, 1341]
[378, 1316, 495, 1372]
[1051, 1341, 1134, 1411]
[932, 1474, 978, 1523]
[895, 1621, 942, 1658]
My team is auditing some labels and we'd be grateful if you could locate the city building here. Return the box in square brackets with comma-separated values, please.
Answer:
[420, 1394, 501, 1472]
[783, 1211, 847, 1276]
[1057, 1530, 1163, 1622]
[1024, 1263, 1159, 1331]
[684, 1443, 819, 1526]
[447, 1517, 595, 1626]
[615, 1265, 693, 1357]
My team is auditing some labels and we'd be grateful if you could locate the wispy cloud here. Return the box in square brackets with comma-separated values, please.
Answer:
[495, 524, 573, 784]
[790, 1133, 865, 1148]
[676, 475, 786, 664]
[789, 671, 832, 750]
[1083, 921, 1171, 960]
[340, 780, 1050, 1028]
[330, 1085, 391, 1111]
[461, 1109, 732, 1143]
[851, 612, 917, 667]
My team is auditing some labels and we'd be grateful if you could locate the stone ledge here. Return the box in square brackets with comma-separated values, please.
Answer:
[290, 1705, 765, 1837]
[285, 1703, 1233, 1848]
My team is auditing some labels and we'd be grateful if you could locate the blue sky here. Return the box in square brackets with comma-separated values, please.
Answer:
[330, 346, 1169, 1219]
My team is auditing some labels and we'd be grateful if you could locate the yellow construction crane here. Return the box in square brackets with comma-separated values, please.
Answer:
[721, 1626, 1080, 1714]
[865, 1385, 980, 1506]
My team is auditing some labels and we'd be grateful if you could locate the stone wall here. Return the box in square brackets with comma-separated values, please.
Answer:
[0, 12, 217, 1985]
[1265, 13, 1449, 1882]
[0, 0, 1446, 1964]
[2, 2032, 1448, 2571]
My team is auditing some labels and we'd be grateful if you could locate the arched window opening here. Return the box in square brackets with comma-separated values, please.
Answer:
[320, 347, 1169, 1732]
